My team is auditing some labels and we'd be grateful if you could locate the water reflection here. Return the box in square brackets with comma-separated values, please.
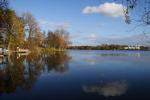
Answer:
[45, 52, 70, 73]
[83, 81, 128, 97]
[98, 52, 144, 57]
[0, 51, 70, 94]
[0, 50, 150, 99]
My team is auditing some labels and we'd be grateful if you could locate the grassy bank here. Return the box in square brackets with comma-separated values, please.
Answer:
[40, 48, 66, 54]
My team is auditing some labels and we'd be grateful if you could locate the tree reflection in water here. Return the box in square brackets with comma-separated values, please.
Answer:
[0, 51, 71, 94]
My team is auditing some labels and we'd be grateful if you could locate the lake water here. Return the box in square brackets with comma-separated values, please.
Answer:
[0, 50, 150, 100]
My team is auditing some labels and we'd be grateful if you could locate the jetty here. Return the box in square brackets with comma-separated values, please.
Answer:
[0, 47, 29, 56]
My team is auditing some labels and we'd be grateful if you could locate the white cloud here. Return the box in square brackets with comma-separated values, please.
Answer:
[70, 34, 99, 46]
[85, 34, 97, 41]
[71, 34, 97, 41]
[39, 20, 70, 31]
[83, 2, 125, 18]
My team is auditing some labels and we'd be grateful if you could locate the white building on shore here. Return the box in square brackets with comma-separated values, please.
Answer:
[124, 45, 141, 50]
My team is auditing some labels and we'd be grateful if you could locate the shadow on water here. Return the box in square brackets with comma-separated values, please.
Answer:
[0, 51, 71, 94]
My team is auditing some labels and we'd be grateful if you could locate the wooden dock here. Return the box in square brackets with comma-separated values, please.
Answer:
[0, 47, 30, 57]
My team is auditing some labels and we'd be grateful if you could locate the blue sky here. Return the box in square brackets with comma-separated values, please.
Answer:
[10, 0, 150, 46]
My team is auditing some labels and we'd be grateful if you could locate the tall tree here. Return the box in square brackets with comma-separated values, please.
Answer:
[22, 12, 39, 39]
[0, 0, 9, 47]
[22, 12, 40, 49]
[5, 9, 24, 49]
[0, 0, 24, 49]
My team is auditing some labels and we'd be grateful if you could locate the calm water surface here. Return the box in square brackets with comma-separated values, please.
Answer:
[0, 50, 150, 100]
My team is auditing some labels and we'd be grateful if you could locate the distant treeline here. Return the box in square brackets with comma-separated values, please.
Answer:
[68, 44, 150, 51]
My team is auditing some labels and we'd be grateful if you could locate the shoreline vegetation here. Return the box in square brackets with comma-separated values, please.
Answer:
[0, 0, 70, 54]
[68, 44, 150, 51]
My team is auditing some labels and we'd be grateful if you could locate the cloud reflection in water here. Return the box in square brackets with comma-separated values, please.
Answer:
[83, 81, 128, 97]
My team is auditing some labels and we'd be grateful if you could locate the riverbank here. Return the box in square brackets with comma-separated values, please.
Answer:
[41, 48, 66, 54]
[68, 45, 150, 51]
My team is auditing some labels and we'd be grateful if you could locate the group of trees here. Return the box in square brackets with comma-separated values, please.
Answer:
[0, 0, 70, 51]
[69, 44, 127, 50]
[69, 44, 150, 50]
[0, 0, 24, 49]
[46, 30, 70, 50]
